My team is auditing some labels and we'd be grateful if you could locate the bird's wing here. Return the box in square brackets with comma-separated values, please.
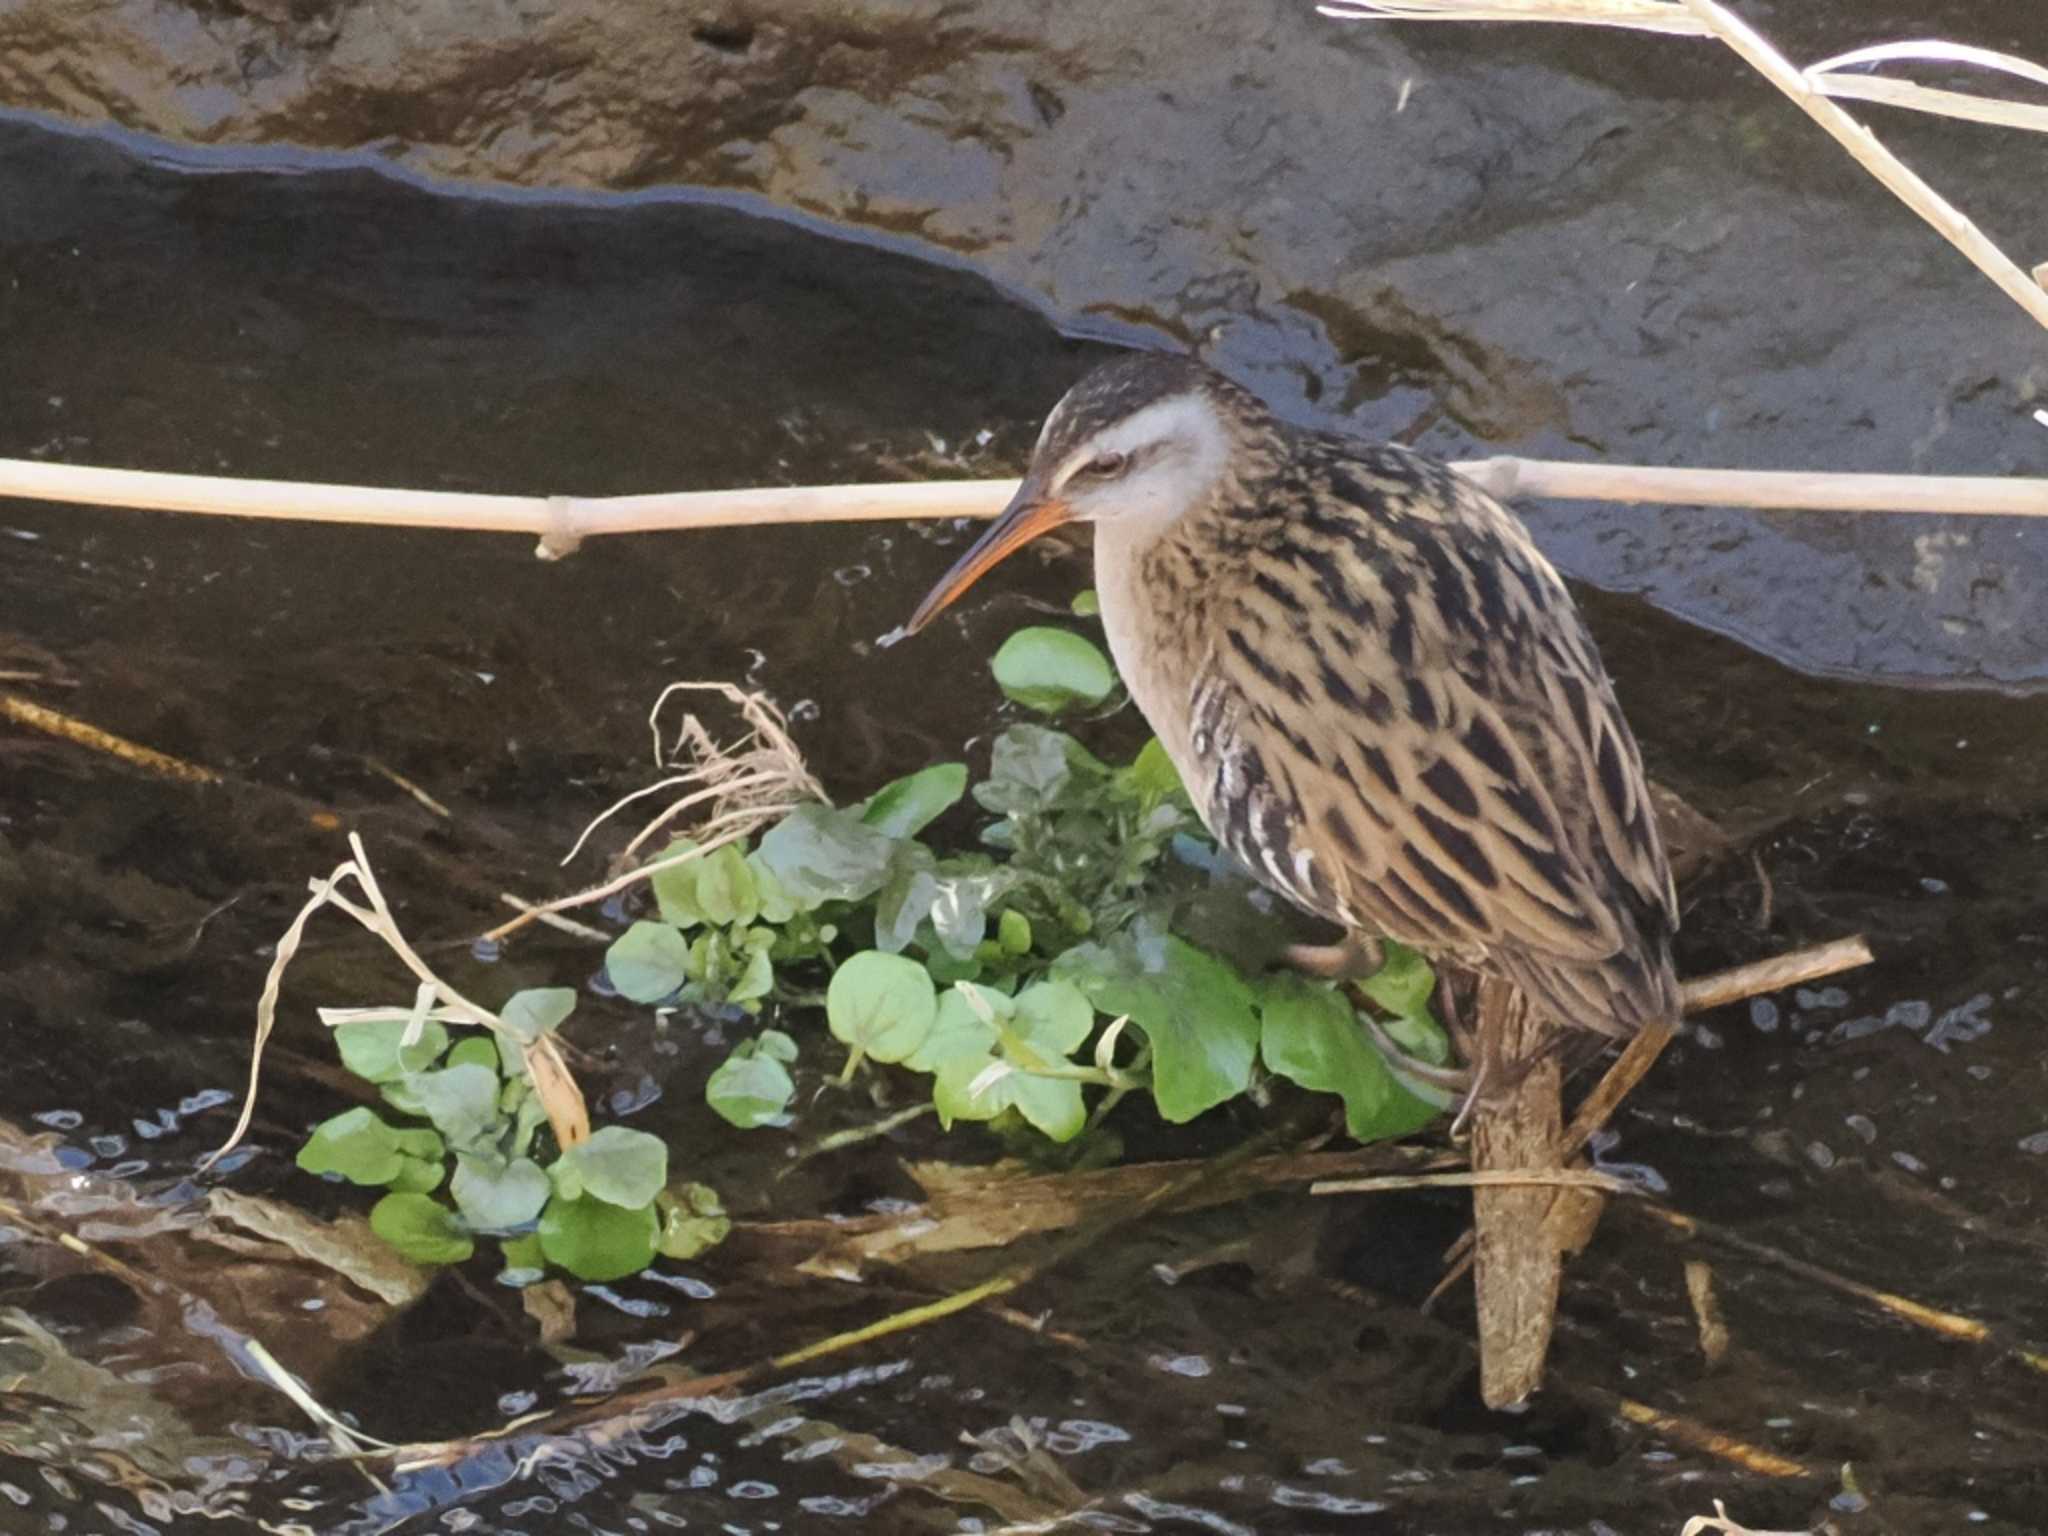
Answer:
[1185, 447, 1675, 972]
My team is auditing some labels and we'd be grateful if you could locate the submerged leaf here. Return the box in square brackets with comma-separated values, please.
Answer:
[657, 1182, 732, 1260]
[370, 1192, 474, 1266]
[606, 921, 694, 1004]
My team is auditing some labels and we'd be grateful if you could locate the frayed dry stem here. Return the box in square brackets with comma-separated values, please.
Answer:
[206, 833, 590, 1171]
[492, 683, 822, 946]
[483, 819, 780, 945]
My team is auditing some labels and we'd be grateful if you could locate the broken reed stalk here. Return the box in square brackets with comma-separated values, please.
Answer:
[1318, 1, 2048, 335]
[6, 455, 2048, 557]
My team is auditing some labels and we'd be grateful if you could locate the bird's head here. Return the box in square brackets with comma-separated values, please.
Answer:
[906, 352, 1245, 633]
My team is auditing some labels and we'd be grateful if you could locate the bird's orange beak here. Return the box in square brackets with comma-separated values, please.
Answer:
[904, 485, 1074, 634]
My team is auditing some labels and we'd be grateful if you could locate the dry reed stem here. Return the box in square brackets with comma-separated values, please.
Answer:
[1678, 934, 1874, 1013]
[206, 833, 591, 1170]
[0, 690, 222, 784]
[9, 454, 2048, 551]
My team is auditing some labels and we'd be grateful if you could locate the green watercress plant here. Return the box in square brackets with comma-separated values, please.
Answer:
[296, 999, 703, 1282]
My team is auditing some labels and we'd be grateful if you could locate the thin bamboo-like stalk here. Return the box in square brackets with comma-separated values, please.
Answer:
[7, 455, 2047, 556]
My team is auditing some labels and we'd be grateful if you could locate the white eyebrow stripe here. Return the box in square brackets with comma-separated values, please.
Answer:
[1047, 391, 1219, 497]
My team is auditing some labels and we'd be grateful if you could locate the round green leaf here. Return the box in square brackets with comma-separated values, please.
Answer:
[705, 1044, 796, 1129]
[1259, 975, 1439, 1141]
[1052, 931, 1258, 1123]
[692, 844, 760, 927]
[297, 1107, 405, 1186]
[451, 1153, 552, 1230]
[332, 1017, 449, 1084]
[860, 763, 969, 839]
[1010, 980, 1096, 1058]
[538, 1194, 659, 1282]
[826, 951, 938, 1064]
[370, 1192, 474, 1266]
[991, 627, 1117, 714]
[409, 1062, 503, 1151]
[606, 921, 695, 1003]
[389, 1155, 446, 1195]
[650, 840, 705, 927]
[446, 1036, 502, 1074]
[500, 988, 577, 1045]
[1070, 588, 1101, 617]
[933, 1052, 1087, 1142]
[552, 1125, 668, 1209]
[657, 1183, 732, 1260]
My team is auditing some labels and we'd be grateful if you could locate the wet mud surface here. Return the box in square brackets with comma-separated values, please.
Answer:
[3, 10, 2048, 1531]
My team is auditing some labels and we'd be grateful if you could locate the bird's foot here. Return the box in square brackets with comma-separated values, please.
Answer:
[1286, 933, 1386, 980]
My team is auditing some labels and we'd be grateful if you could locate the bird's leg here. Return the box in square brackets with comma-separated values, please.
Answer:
[1359, 1013, 1473, 1094]
[1435, 972, 1479, 1064]
[1285, 931, 1385, 980]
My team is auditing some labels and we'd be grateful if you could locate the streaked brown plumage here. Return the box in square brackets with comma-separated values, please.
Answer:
[908, 353, 1679, 1043]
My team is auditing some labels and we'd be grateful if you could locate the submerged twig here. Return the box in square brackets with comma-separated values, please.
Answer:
[1625, 1201, 2048, 1374]
[0, 690, 222, 784]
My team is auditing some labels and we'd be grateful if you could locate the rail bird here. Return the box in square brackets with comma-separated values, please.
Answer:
[906, 353, 1679, 1055]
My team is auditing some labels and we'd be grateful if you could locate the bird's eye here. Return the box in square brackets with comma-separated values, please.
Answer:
[1083, 450, 1129, 478]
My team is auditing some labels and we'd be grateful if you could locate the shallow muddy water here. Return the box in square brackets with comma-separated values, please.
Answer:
[3, 33, 2048, 1536]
